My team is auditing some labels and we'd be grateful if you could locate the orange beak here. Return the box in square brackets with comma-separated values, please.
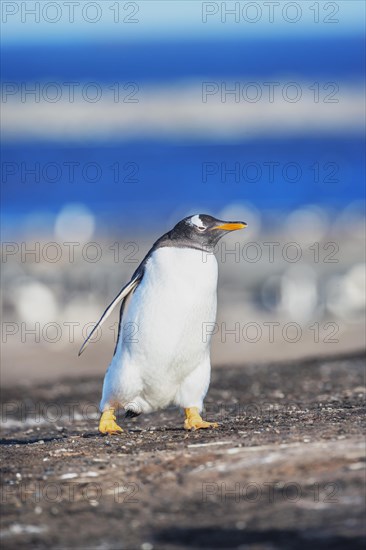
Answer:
[211, 222, 247, 231]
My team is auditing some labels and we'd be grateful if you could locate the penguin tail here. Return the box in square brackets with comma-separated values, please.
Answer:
[124, 409, 141, 419]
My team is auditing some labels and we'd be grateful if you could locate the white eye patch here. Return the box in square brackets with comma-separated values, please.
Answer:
[189, 215, 206, 231]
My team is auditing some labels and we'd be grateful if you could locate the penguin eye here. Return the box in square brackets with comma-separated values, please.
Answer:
[197, 226, 206, 232]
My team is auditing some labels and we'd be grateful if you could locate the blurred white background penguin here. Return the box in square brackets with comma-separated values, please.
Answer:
[79, 214, 246, 434]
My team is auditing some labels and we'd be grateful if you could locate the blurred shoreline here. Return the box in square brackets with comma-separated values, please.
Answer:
[2, 218, 365, 387]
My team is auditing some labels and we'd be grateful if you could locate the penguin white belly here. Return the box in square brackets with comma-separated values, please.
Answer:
[100, 247, 218, 413]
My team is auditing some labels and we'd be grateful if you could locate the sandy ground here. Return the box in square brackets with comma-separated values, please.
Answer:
[0, 352, 365, 549]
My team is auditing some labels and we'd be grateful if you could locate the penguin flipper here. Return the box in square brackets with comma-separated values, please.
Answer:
[78, 274, 141, 356]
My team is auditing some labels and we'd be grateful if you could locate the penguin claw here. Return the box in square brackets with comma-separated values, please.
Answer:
[184, 407, 219, 431]
[99, 420, 123, 435]
[99, 410, 123, 435]
[185, 420, 219, 431]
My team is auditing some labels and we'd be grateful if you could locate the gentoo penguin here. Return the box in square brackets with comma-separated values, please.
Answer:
[79, 214, 246, 434]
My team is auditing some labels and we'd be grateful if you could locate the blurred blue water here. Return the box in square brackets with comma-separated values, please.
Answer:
[1, 37, 364, 229]
[2, 137, 364, 225]
[2, 37, 364, 81]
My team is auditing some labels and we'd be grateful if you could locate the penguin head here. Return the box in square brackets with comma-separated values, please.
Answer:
[169, 214, 247, 250]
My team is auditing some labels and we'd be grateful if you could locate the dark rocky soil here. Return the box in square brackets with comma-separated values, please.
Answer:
[1, 352, 365, 549]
